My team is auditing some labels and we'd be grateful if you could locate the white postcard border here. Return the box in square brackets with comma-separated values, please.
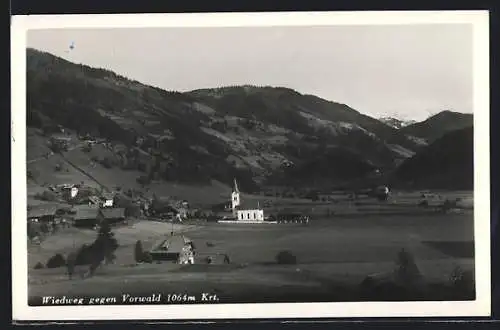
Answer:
[11, 10, 491, 321]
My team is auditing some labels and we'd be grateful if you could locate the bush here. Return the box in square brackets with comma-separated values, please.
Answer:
[34, 190, 57, 202]
[34, 262, 44, 269]
[82, 144, 92, 153]
[441, 199, 457, 212]
[275, 250, 297, 265]
[136, 175, 151, 185]
[27, 169, 38, 180]
[100, 157, 114, 169]
[449, 266, 474, 293]
[125, 204, 141, 217]
[46, 253, 66, 268]
[142, 252, 153, 264]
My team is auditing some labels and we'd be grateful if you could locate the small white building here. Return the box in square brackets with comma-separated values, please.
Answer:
[101, 192, 114, 208]
[62, 184, 79, 199]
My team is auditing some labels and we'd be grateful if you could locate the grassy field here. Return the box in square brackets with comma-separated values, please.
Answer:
[28, 193, 475, 304]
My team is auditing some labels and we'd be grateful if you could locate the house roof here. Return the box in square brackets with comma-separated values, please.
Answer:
[100, 208, 126, 219]
[151, 235, 191, 254]
[88, 196, 102, 204]
[102, 192, 115, 199]
[27, 204, 59, 218]
[73, 205, 100, 220]
[51, 135, 72, 141]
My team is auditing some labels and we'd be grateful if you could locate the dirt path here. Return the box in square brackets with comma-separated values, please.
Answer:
[58, 152, 109, 191]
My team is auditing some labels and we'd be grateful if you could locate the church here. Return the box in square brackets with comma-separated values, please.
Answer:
[231, 179, 265, 222]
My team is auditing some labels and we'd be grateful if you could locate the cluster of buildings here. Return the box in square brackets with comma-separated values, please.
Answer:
[142, 197, 190, 222]
[28, 183, 128, 233]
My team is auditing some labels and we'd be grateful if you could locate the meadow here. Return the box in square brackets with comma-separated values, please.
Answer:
[27, 191, 475, 304]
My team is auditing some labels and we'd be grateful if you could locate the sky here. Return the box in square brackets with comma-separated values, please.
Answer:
[27, 24, 473, 121]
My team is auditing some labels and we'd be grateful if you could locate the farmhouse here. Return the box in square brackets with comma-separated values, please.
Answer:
[150, 198, 179, 218]
[149, 235, 193, 262]
[49, 134, 71, 151]
[98, 207, 126, 225]
[27, 204, 59, 223]
[72, 205, 100, 228]
[231, 179, 265, 222]
[62, 184, 79, 200]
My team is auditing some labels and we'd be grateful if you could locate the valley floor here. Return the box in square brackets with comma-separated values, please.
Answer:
[27, 203, 475, 305]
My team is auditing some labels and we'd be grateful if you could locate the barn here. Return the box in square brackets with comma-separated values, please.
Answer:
[72, 205, 100, 228]
[98, 207, 126, 226]
[149, 235, 192, 262]
[27, 204, 59, 224]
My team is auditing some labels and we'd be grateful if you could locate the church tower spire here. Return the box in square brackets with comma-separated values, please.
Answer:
[233, 178, 239, 194]
[231, 178, 241, 215]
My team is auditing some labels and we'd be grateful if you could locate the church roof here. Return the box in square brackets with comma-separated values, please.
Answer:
[235, 200, 263, 210]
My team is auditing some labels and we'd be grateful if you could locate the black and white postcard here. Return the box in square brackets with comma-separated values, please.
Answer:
[11, 11, 491, 321]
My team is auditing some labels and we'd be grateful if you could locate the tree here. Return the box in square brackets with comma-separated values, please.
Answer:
[134, 240, 144, 263]
[275, 251, 297, 265]
[66, 250, 78, 280]
[46, 253, 66, 268]
[95, 220, 119, 260]
[86, 220, 119, 277]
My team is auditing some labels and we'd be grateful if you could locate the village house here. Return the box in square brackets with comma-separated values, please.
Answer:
[62, 184, 79, 200]
[101, 192, 115, 208]
[149, 235, 193, 262]
[72, 205, 100, 228]
[49, 134, 71, 151]
[98, 207, 127, 226]
[27, 204, 59, 224]
[150, 197, 178, 218]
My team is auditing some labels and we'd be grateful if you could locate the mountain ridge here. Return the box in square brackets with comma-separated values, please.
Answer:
[26, 48, 473, 191]
[400, 110, 473, 142]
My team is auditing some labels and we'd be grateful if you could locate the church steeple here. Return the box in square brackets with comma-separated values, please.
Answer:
[231, 178, 241, 214]
[233, 178, 239, 194]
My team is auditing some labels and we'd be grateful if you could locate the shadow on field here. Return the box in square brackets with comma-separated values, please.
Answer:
[421, 241, 474, 258]
[170, 264, 246, 273]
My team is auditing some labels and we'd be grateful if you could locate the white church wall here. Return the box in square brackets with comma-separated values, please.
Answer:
[237, 209, 264, 222]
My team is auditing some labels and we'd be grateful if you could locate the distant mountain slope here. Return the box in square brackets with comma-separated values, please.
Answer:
[378, 117, 417, 129]
[266, 146, 377, 189]
[400, 111, 473, 142]
[27, 48, 425, 190]
[392, 126, 473, 190]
